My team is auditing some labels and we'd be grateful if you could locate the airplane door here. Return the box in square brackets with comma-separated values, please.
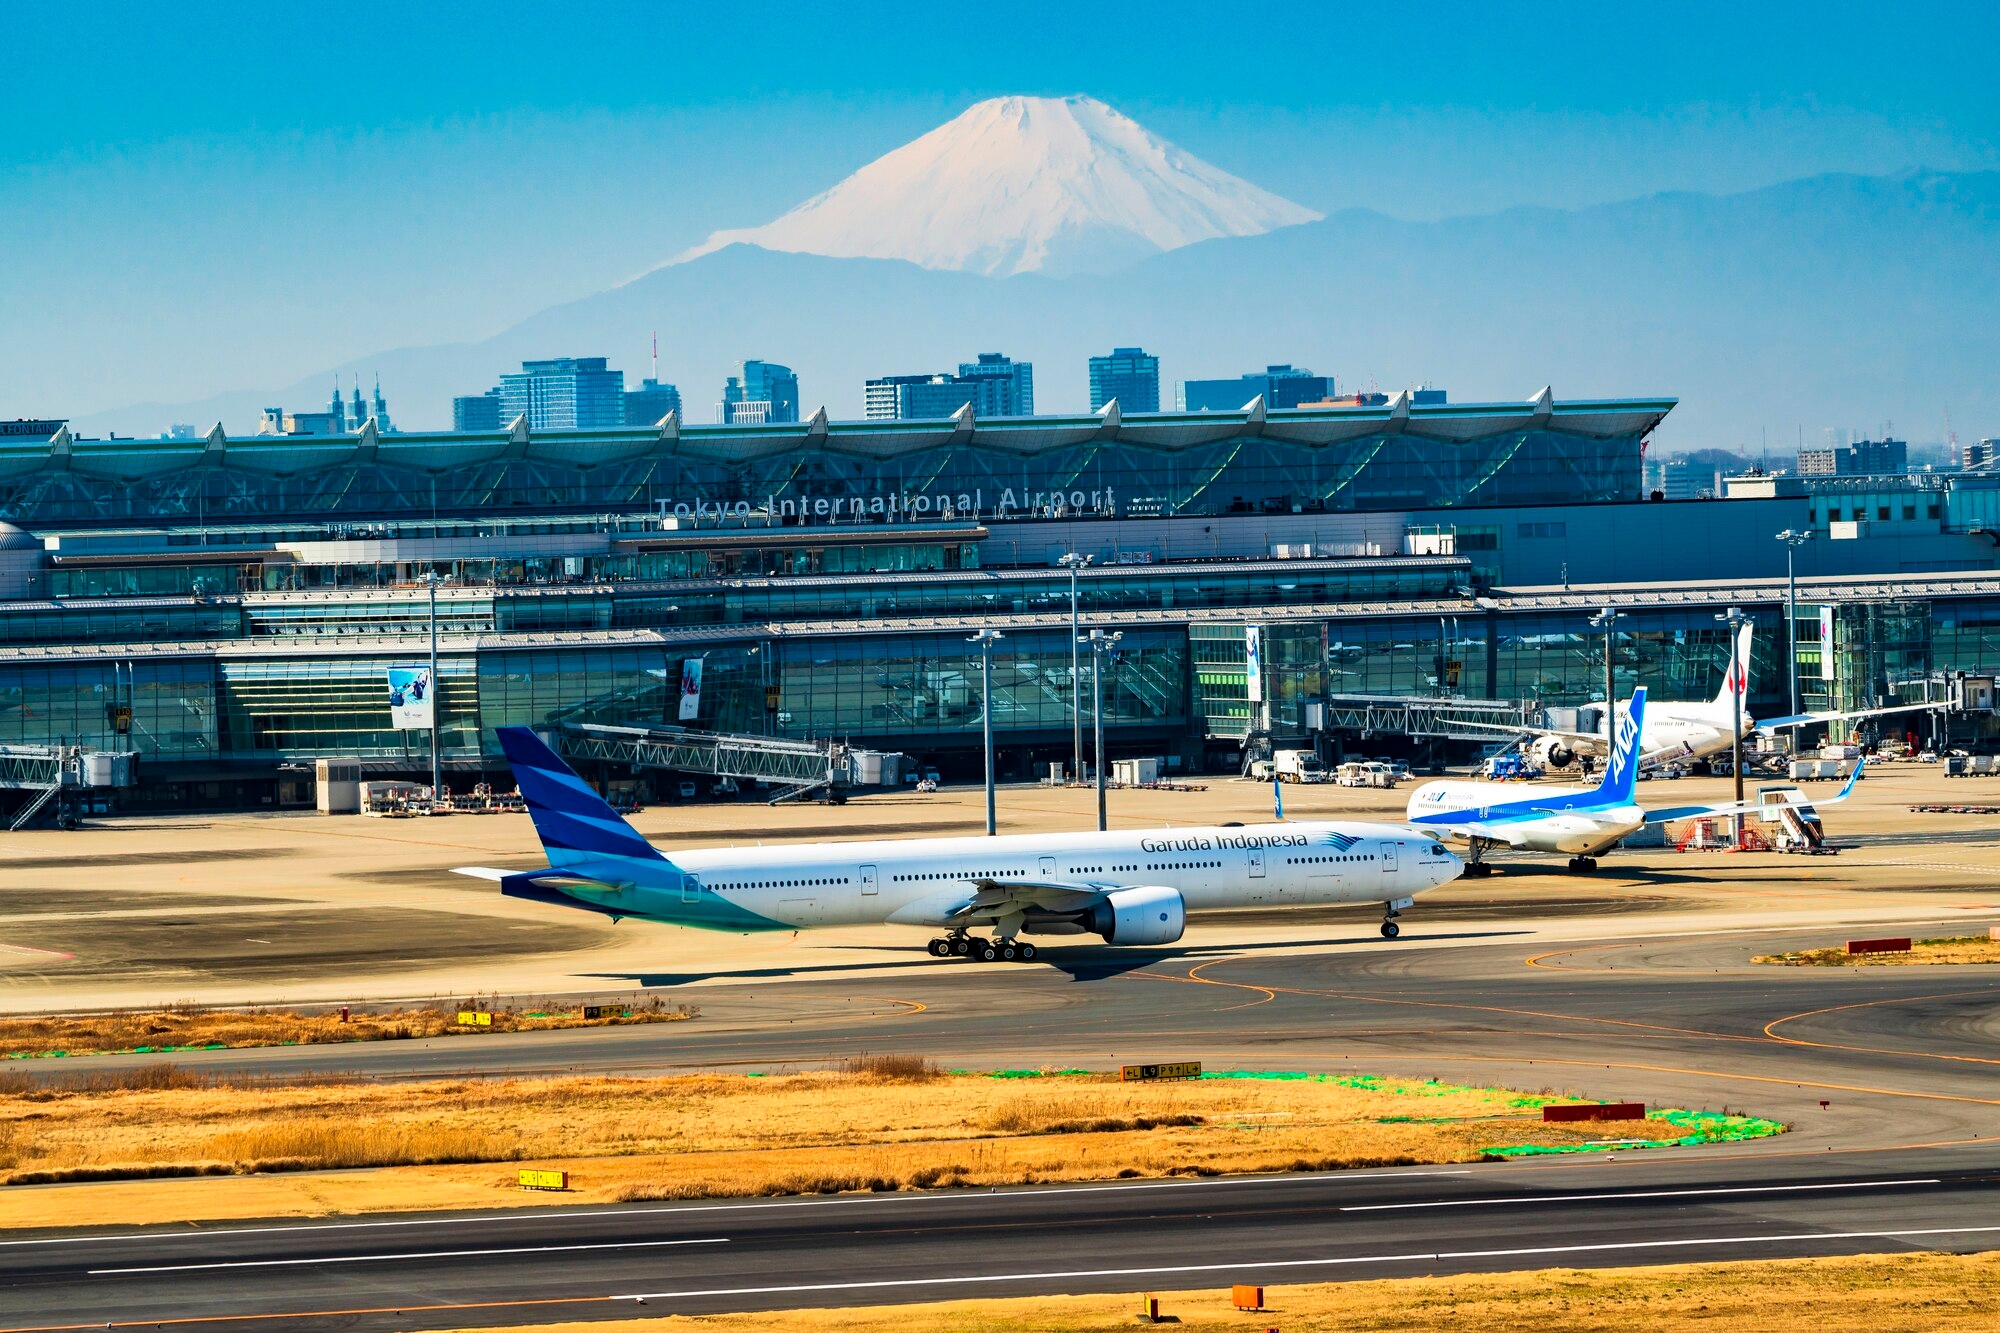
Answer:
[1383, 841, 1400, 872]
[1247, 848, 1266, 878]
[681, 873, 699, 904]
[1039, 855, 1057, 880]
[860, 863, 879, 896]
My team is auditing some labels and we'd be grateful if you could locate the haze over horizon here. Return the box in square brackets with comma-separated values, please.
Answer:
[4, 2, 1997, 447]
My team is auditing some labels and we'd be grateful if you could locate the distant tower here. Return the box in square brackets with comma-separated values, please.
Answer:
[328, 379, 346, 433]
[350, 379, 366, 431]
[372, 375, 391, 432]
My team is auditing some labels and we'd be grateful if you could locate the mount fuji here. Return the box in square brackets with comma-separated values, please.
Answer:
[669, 95, 1321, 278]
[66, 96, 2000, 448]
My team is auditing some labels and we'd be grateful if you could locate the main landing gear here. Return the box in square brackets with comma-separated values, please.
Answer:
[1461, 838, 1496, 877]
[1565, 856, 1600, 874]
[927, 933, 1037, 963]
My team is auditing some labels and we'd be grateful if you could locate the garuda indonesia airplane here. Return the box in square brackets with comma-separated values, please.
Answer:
[456, 727, 1463, 962]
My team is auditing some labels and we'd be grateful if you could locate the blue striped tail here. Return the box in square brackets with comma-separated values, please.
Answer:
[496, 727, 663, 866]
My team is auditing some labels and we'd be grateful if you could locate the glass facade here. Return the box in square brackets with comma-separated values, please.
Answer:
[2, 593, 1994, 794]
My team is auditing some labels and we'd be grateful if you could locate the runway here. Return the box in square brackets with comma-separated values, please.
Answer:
[4, 919, 2000, 1328]
[3, 1151, 1998, 1329]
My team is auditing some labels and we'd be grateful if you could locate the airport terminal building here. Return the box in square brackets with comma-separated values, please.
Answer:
[3, 390, 1998, 810]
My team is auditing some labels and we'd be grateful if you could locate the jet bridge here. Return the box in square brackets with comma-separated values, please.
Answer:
[1318, 694, 1542, 742]
[0, 745, 138, 830]
[553, 723, 850, 804]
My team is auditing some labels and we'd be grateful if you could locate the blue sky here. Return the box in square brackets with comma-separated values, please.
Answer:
[4, 1, 1996, 421]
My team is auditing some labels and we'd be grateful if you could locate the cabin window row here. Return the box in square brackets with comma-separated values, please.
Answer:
[1284, 854, 1375, 863]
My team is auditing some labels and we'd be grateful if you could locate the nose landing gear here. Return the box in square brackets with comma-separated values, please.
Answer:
[1380, 895, 1414, 939]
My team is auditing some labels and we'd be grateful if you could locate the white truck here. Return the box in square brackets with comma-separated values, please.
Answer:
[1272, 749, 1327, 783]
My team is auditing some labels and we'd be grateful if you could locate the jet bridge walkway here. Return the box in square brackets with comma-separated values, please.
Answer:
[553, 723, 848, 804]
[1319, 694, 1541, 742]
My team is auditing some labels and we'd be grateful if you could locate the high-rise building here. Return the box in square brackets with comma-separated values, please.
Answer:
[256, 377, 394, 436]
[1179, 364, 1333, 412]
[494, 357, 626, 431]
[1088, 347, 1160, 413]
[624, 378, 682, 426]
[864, 373, 980, 421]
[1967, 439, 1999, 471]
[453, 390, 505, 432]
[1799, 438, 1908, 477]
[718, 360, 799, 424]
[956, 353, 1033, 417]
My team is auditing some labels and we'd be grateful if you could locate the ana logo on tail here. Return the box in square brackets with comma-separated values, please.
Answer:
[1597, 686, 1648, 803]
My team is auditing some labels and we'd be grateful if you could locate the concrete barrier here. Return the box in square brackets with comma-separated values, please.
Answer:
[1543, 1102, 1645, 1122]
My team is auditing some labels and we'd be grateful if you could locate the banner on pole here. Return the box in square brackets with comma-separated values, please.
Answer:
[1819, 607, 1837, 681]
[1244, 625, 1263, 704]
[387, 667, 435, 729]
[678, 658, 704, 721]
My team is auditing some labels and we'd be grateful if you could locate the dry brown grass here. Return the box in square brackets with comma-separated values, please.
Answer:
[0, 997, 694, 1059]
[1756, 935, 2000, 966]
[0, 1067, 1743, 1206]
[436, 1250, 2000, 1332]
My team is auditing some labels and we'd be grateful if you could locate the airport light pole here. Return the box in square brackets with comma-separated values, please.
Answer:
[1776, 529, 1813, 719]
[1715, 606, 1750, 843]
[1588, 606, 1627, 742]
[422, 571, 441, 804]
[1059, 552, 1092, 781]
[968, 628, 1003, 836]
[1084, 628, 1122, 832]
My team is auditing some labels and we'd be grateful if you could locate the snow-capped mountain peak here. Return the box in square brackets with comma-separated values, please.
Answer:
[670, 94, 1321, 277]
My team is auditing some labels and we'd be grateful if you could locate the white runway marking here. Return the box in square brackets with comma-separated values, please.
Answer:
[1340, 1178, 1938, 1211]
[91, 1236, 728, 1275]
[617, 1225, 2000, 1302]
[0, 1167, 1472, 1248]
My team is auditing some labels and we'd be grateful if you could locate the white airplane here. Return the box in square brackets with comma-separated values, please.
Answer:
[456, 727, 1464, 962]
[1409, 686, 1865, 875]
[1482, 622, 1942, 772]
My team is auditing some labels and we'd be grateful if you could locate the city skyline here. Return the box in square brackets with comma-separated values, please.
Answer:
[5, 4, 1999, 446]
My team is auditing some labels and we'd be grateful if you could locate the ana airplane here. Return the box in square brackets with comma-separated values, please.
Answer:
[457, 727, 1464, 962]
[1409, 686, 1866, 875]
[1482, 622, 1941, 773]
[1408, 687, 1654, 875]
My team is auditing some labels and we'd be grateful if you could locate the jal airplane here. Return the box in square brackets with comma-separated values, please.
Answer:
[457, 727, 1463, 962]
[1488, 622, 1940, 773]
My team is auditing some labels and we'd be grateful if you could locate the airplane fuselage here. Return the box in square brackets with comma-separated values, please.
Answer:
[1405, 780, 1643, 855]
[525, 820, 1459, 934]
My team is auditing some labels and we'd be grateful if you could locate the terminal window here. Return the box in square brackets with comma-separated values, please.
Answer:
[1516, 522, 1566, 539]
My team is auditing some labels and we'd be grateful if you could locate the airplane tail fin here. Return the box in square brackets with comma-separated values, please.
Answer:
[1593, 687, 1648, 805]
[495, 726, 664, 866]
[1713, 621, 1753, 711]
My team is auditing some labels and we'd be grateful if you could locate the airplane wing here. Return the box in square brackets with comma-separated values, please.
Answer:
[1757, 701, 1950, 733]
[1421, 822, 1538, 849]
[1452, 718, 1604, 747]
[949, 878, 1106, 915]
[1643, 758, 1866, 824]
[884, 877, 1112, 928]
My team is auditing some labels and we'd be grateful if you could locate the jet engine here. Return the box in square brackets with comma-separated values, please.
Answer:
[1084, 886, 1185, 946]
[1530, 736, 1578, 770]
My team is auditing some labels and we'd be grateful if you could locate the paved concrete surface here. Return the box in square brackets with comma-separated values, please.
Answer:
[2, 764, 1999, 1327]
